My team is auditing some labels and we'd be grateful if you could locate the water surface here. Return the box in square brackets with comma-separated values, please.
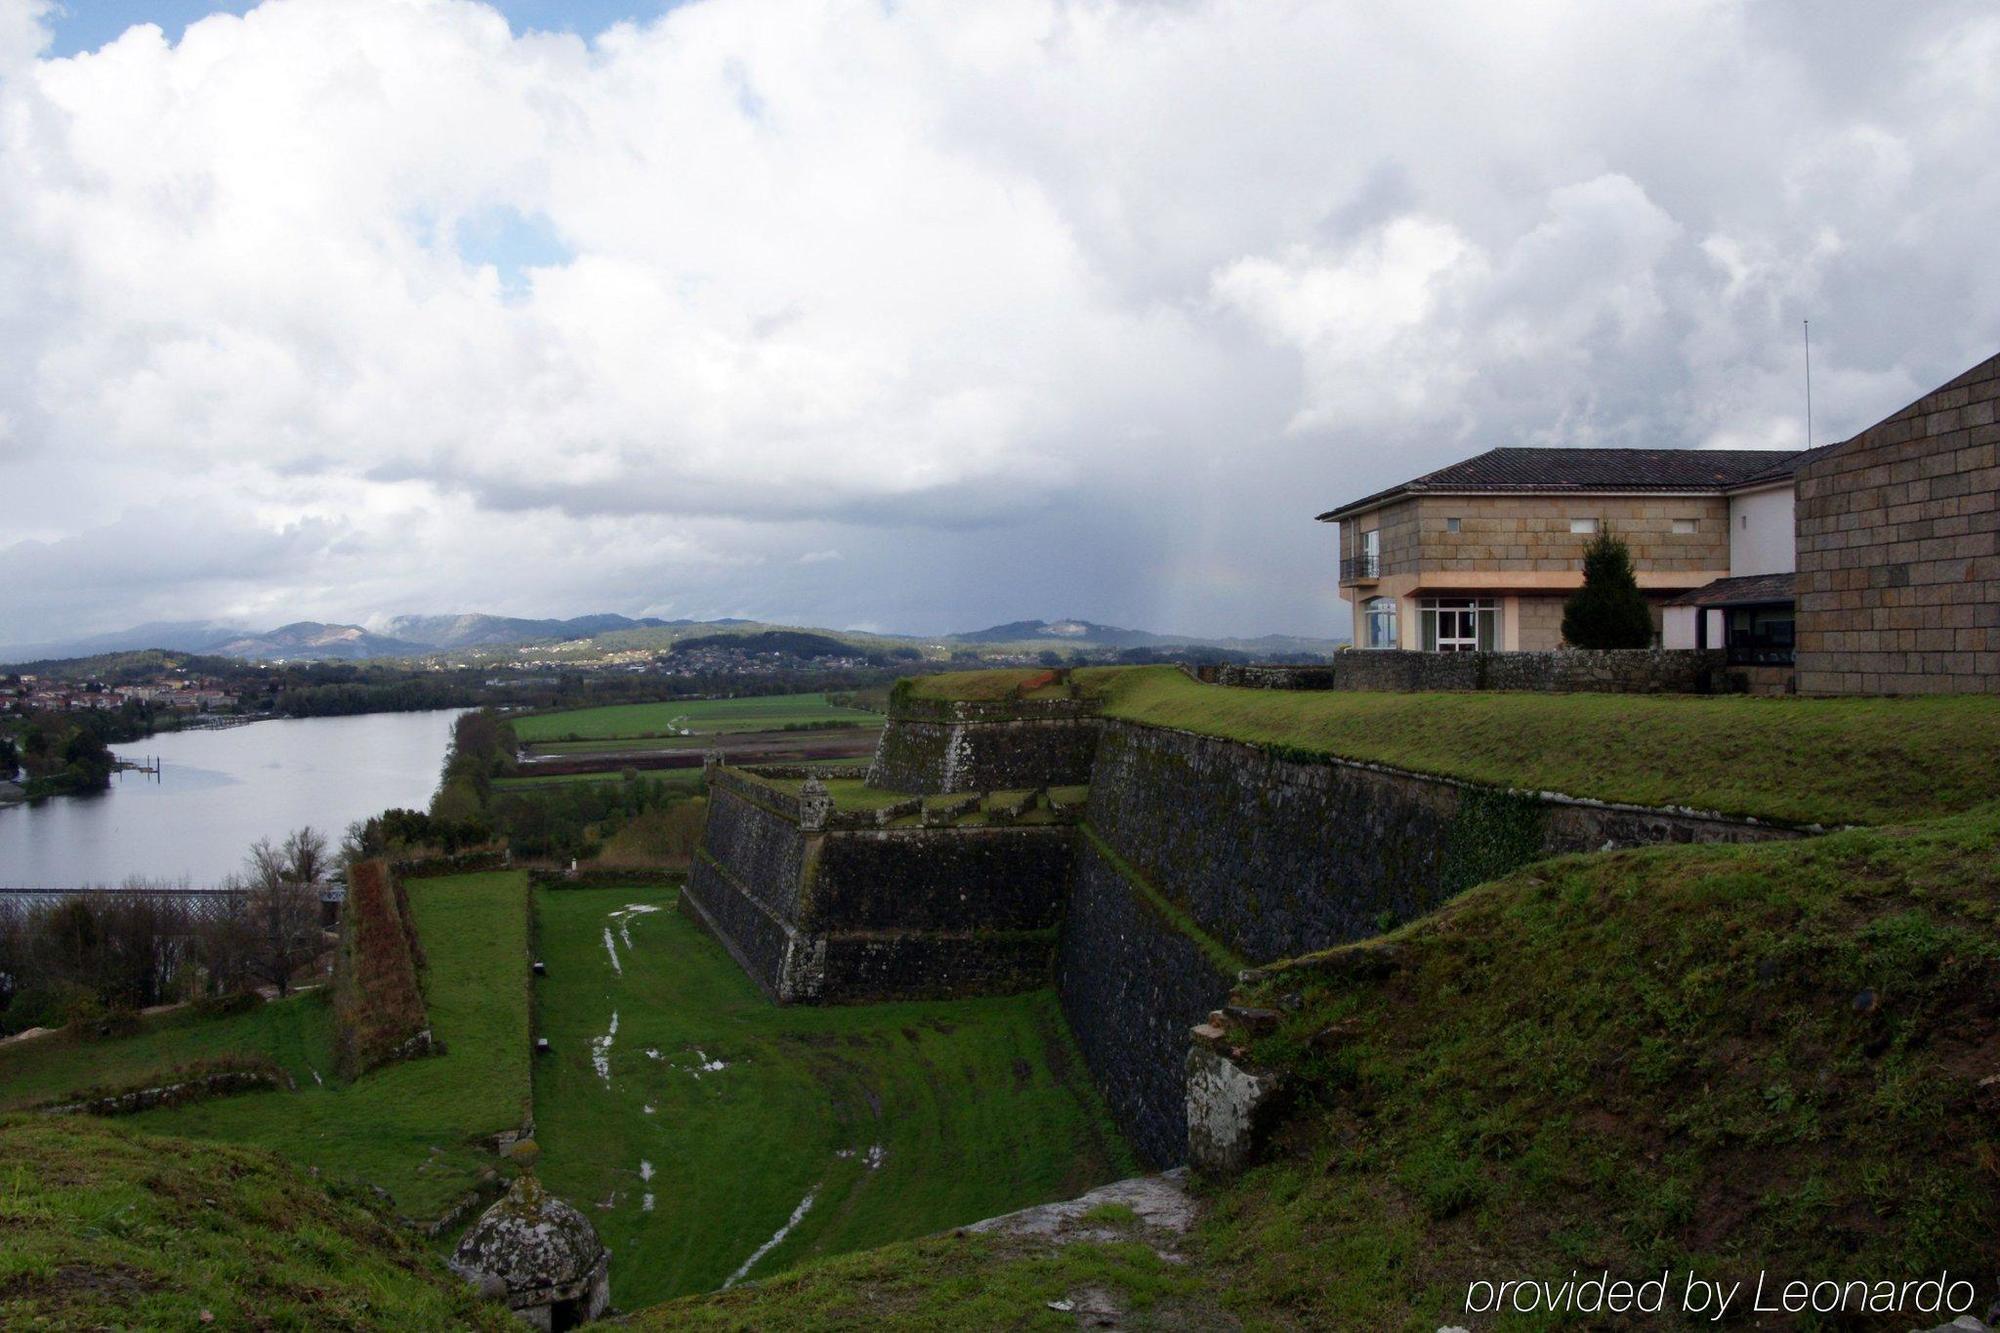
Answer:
[0, 710, 463, 887]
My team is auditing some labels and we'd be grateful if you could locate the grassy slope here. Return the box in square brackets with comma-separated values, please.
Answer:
[1077, 666, 2000, 825]
[0, 1117, 511, 1330]
[0, 872, 531, 1219]
[512, 693, 881, 743]
[678, 805, 2000, 1330]
[531, 885, 1137, 1309]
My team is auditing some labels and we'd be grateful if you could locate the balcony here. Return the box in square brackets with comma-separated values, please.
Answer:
[1340, 554, 1380, 582]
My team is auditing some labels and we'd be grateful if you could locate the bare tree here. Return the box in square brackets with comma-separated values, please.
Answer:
[282, 826, 331, 887]
[240, 836, 321, 998]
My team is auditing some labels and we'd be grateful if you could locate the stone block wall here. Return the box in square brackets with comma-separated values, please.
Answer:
[1057, 837, 1233, 1167]
[1191, 648, 1725, 695]
[685, 774, 1071, 1003]
[1796, 352, 2000, 694]
[1056, 721, 1804, 1164]
[867, 710, 1101, 794]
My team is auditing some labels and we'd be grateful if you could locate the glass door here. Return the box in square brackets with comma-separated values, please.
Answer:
[1435, 605, 1480, 652]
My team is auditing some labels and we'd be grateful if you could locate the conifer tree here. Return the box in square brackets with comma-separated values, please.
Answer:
[1561, 529, 1655, 648]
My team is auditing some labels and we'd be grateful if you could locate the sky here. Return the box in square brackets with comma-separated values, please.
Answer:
[2, 0, 1998, 650]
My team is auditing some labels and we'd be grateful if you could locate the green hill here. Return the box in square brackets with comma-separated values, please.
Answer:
[0, 1116, 509, 1329]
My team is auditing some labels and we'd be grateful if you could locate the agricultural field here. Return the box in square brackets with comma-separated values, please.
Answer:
[0, 871, 532, 1221]
[530, 885, 1136, 1310]
[512, 693, 881, 744]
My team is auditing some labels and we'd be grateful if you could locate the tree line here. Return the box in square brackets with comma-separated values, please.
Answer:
[0, 828, 333, 1036]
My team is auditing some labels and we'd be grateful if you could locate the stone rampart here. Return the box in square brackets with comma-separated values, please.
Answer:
[1058, 720, 1806, 1164]
[866, 693, 1101, 794]
[1189, 648, 1726, 694]
[1057, 835, 1234, 1167]
[685, 773, 1071, 1002]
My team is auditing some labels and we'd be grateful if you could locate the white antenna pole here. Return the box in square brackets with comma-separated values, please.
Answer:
[1803, 319, 1812, 448]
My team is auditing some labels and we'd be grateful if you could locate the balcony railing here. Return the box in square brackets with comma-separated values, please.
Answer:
[1340, 554, 1380, 581]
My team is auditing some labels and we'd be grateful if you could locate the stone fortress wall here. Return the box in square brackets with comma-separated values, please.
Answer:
[689, 678, 1811, 1167]
[682, 766, 1069, 1003]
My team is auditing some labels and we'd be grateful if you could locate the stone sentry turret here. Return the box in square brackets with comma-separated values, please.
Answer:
[451, 1170, 610, 1330]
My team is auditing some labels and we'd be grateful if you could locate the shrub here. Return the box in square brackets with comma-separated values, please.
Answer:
[1561, 530, 1655, 649]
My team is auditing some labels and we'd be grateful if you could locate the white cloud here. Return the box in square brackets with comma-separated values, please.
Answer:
[1, 0, 1998, 645]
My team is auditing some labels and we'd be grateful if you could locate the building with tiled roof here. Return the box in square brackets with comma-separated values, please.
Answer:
[1318, 446, 1811, 656]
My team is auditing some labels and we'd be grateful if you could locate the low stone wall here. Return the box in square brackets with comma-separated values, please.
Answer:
[1057, 836, 1233, 1168]
[1189, 648, 1727, 694]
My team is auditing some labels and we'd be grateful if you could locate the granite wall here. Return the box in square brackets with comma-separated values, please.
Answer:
[1795, 351, 2000, 695]
[1190, 648, 1726, 695]
[685, 774, 1071, 1002]
[1057, 836, 1234, 1167]
[1056, 720, 1805, 1163]
[867, 713, 1101, 794]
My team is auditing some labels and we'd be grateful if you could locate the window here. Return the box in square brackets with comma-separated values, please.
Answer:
[1363, 597, 1398, 649]
[1741, 514, 1749, 530]
[1569, 517, 1598, 534]
[1419, 598, 1498, 652]
[1445, 516, 1461, 533]
[1672, 518, 1697, 534]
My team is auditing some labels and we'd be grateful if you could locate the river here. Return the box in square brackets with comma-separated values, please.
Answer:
[0, 709, 464, 887]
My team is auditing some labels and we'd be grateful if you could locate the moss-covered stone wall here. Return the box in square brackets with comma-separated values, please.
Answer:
[687, 775, 1073, 1002]
[1057, 836, 1233, 1167]
[866, 716, 1101, 794]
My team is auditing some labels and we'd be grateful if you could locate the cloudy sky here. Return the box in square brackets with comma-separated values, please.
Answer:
[1, 0, 1996, 649]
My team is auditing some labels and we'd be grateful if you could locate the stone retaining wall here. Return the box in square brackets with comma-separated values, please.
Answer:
[1189, 648, 1726, 694]
[1059, 720, 1806, 1163]
[1057, 837, 1233, 1167]
[685, 775, 1072, 1002]
[867, 715, 1101, 794]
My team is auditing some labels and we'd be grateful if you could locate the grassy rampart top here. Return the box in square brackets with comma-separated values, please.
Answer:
[887, 665, 2000, 827]
[0, 1117, 509, 1329]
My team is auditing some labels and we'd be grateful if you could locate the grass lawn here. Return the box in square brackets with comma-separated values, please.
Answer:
[530, 884, 1136, 1309]
[494, 768, 709, 792]
[512, 694, 882, 743]
[1072, 666, 2000, 826]
[0, 1117, 511, 1329]
[0, 872, 533, 1221]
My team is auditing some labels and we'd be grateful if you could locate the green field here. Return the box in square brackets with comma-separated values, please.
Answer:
[512, 693, 881, 743]
[0, 872, 532, 1220]
[530, 885, 1136, 1309]
[494, 767, 710, 792]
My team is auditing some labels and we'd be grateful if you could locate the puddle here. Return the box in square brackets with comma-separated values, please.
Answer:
[608, 902, 664, 950]
[724, 1185, 819, 1288]
[591, 1011, 619, 1086]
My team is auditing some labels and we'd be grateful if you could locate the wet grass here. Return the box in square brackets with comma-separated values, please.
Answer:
[0, 1117, 511, 1330]
[0, 872, 532, 1220]
[530, 884, 1137, 1310]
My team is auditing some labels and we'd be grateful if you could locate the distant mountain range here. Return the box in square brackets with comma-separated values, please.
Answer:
[1, 612, 1343, 665]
